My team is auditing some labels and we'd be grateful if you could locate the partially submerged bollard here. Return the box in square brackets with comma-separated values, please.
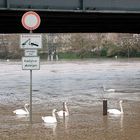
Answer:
[103, 99, 107, 115]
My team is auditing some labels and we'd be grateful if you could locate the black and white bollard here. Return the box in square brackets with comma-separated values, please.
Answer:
[103, 99, 107, 115]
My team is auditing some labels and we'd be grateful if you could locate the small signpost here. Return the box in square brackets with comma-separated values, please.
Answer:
[21, 11, 41, 123]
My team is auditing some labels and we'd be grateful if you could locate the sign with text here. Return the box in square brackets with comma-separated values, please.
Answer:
[20, 34, 42, 49]
[25, 49, 37, 56]
[22, 57, 40, 70]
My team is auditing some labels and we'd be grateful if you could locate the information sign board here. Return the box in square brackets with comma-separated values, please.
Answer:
[20, 34, 42, 49]
[25, 49, 37, 56]
[22, 57, 40, 70]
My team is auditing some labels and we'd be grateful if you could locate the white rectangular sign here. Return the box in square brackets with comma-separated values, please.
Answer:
[22, 57, 40, 70]
[25, 49, 37, 56]
[20, 34, 42, 49]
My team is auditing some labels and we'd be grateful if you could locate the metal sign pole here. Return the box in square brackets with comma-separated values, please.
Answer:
[30, 69, 32, 123]
[30, 30, 33, 124]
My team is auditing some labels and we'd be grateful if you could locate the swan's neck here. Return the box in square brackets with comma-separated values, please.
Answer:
[52, 110, 56, 118]
[120, 102, 123, 114]
[24, 105, 29, 114]
[103, 86, 107, 92]
[65, 104, 69, 115]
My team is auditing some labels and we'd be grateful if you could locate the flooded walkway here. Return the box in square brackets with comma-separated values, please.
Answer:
[0, 59, 140, 140]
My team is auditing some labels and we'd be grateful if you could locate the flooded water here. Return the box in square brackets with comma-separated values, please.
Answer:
[0, 58, 140, 140]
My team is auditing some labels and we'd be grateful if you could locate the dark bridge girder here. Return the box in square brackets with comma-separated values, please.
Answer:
[1, 10, 140, 33]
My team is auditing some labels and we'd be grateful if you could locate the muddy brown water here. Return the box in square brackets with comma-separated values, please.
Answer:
[0, 59, 140, 140]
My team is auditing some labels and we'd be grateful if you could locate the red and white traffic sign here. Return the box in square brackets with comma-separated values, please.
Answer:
[21, 11, 41, 31]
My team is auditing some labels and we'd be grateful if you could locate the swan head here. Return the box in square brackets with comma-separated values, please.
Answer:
[24, 104, 29, 107]
[119, 100, 123, 103]
[63, 102, 67, 106]
[52, 109, 57, 113]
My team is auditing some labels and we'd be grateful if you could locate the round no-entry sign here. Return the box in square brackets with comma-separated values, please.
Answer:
[21, 11, 41, 31]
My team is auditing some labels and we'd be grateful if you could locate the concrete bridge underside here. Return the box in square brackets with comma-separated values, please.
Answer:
[1, 10, 140, 33]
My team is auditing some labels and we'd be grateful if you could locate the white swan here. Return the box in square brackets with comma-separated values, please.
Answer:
[57, 102, 69, 117]
[13, 104, 29, 115]
[42, 109, 57, 123]
[108, 100, 123, 115]
[103, 85, 115, 92]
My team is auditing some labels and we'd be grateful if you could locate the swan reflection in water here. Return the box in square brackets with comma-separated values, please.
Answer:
[42, 109, 57, 136]
[102, 112, 124, 135]
[43, 122, 57, 136]
[106, 100, 124, 131]
[64, 117, 69, 131]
